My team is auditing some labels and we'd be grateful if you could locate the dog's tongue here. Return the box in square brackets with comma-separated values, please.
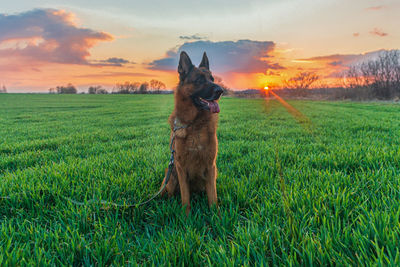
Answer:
[207, 100, 220, 113]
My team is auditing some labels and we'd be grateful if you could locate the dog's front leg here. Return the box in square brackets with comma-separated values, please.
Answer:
[160, 167, 178, 197]
[205, 165, 218, 208]
[176, 164, 191, 215]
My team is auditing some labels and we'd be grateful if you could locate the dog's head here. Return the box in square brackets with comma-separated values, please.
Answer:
[177, 51, 223, 113]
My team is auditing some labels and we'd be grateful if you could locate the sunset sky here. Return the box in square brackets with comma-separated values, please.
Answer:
[1, 0, 399, 92]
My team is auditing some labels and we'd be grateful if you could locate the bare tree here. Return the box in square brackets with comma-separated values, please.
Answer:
[113, 82, 140, 94]
[373, 50, 400, 98]
[344, 50, 400, 99]
[139, 82, 149, 94]
[88, 85, 108, 94]
[285, 72, 319, 89]
[343, 65, 365, 89]
[88, 86, 99, 94]
[97, 88, 108, 94]
[149, 79, 166, 93]
[284, 72, 319, 96]
[56, 83, 77, 94]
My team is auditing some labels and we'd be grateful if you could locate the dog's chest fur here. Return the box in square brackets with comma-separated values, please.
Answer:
[173, 115, 218, 182]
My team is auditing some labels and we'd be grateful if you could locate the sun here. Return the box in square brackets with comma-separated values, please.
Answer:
[264, 86, 269, 91]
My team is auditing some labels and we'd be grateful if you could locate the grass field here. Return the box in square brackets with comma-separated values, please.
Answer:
[1, 94, 400, 265]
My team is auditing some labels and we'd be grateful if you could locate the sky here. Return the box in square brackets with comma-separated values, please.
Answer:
[0, 0, 399, 92]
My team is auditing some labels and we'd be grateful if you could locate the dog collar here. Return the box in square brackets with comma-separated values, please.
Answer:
[173, 117, 189, 132]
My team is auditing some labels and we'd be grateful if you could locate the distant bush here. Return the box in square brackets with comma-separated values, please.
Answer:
[113, 80, 167, 94]
[113, 82, 140, 94]
[49, 84, 77, 94]
[88, 86, 108, 94]
[139, 82, 149, 94]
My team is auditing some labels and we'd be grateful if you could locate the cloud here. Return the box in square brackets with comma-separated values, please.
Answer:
[328, 61, 343, 67]
[74, 71, 153, 78]
[299, 50, 386, 67]
[148, 40, 284, 73]
[365, 5, 385, 11]
[102, 57, 130, 64]
[369, 28, 388, 37]
[0, 9, 113, 66]
[94, 57, 134, 66]
[298, 50, 399, 79]
[353, 32, 360, 37]
[265, 70, 281, 76]
[179, 34, 207, 41]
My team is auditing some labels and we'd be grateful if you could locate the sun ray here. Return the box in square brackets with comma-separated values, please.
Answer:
[265, 88, 313, 133]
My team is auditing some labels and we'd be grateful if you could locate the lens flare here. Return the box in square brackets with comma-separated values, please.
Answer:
[266, 89, 313, 133]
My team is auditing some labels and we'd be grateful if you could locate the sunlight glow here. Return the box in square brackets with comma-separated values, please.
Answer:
[264, 86, 269, 91]
[265, 89, 313, 133]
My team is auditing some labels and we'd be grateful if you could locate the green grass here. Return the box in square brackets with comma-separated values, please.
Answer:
[1, 94, 400, 266]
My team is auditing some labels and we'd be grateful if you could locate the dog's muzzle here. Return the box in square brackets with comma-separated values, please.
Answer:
[192, 85, 223, 113]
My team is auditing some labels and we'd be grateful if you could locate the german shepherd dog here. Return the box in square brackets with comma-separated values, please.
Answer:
[161, 51, 223, 215]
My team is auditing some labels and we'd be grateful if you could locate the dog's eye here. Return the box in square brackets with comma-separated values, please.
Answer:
[210, 76, 215, 82]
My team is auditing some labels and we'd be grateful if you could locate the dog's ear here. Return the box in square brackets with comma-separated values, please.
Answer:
[199, 52, 209, 70]
[178, 51, 193, 80]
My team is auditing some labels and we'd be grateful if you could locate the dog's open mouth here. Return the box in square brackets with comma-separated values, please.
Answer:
[199, 97, 220, 113]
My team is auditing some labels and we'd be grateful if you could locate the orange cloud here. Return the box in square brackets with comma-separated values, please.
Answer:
[365, 5, 385, 11]
[369, 28, 388, 37]
[149, 40, 284, 73]
[0, 9, 395, 92]
[0, 9, 113, 68]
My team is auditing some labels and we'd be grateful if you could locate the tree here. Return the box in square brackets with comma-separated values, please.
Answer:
[363, 50, 400, 98]
[0, 85, 6, 93]
[285, 72, 319, 90]
[343, 65, 364, 89]
[97, 88, 108, 94]
[113, 82, 140, 94]
[88, 86, 99, 94]
[149, 79, 166, 93]
[284, 72, 319, 96]
[343, 50, 400, 99]
[56, 83, 77, 94]
[88, 85, 108, 94]
[139, 82, 149, 94]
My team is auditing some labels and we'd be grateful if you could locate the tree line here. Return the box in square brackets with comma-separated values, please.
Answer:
[20, 50, 400, 100]
[264, 50, 400, 100]
[49, 84, 77, 94]
[112, 80, 166, 94]
[342, 50, 400, 99]
[48, 79, 167, 94]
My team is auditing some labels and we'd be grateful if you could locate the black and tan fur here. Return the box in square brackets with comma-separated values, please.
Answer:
[161, 51, 223, 215]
